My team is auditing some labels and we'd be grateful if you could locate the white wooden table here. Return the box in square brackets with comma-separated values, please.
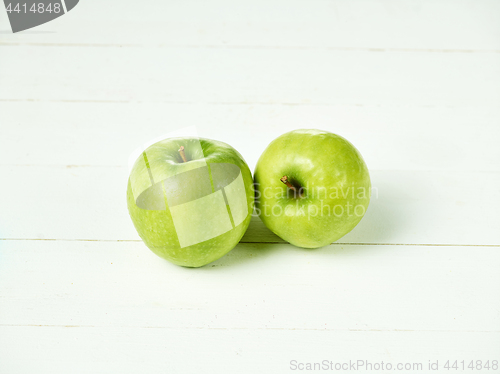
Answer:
[1, 1, 499, 373]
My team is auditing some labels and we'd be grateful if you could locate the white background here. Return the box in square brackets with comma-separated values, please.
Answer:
[0, 1, 499, 373]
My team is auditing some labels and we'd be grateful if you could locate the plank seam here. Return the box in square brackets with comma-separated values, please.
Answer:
[0, 238, 498, 247]
[1, 43, 499, 54]
[0, 324, 498, 332]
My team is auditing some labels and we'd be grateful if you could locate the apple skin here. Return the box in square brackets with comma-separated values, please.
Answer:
[254, 129, 371, 248]
[127, 137, 253, 267]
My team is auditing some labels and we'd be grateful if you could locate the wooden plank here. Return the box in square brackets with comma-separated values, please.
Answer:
[0, 166, 500, 245]
[1, 102, 499, 173]
[1, 0, 499, 51]
[1, 46, 499, 107]
[0, 326, 498, 373]
[1, 326, 499, 374]
[0, 165, 499, 245]
[1, 241, 499, 331]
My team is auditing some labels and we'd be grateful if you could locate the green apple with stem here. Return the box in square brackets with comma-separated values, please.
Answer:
[254, 129, 371, 248]
[127, 137, 253, 267]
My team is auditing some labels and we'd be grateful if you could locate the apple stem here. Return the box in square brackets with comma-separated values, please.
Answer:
[178, 146, 188, 163]
[280, 175, 301, 197]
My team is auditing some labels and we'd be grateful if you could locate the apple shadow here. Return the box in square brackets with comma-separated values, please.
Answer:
[240, 178, 409, 247]
[203, 242, 284, 270]
[240, 215, 285, 244]
[201, 176, 410, 269]
[338, 175, 411, 245]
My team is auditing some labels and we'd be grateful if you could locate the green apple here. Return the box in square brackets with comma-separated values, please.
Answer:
[254, 129, 371, 248]
[127, 137, 253, 267]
